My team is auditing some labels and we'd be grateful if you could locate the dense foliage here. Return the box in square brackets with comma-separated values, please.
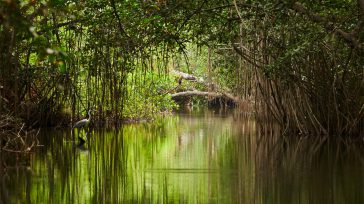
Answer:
[1, 0, 363, 136]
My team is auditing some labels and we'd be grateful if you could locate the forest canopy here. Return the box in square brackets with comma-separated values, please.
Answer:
[0, 0, 363, 136]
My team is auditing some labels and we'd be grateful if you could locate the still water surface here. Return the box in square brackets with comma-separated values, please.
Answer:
[2, 110, 364, 203]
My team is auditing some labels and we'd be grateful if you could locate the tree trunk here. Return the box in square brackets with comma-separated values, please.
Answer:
[0, 26, 19, 113]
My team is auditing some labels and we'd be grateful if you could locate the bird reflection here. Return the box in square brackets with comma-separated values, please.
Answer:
[77, 135, 86, 146]
[75, 132, 89, 151]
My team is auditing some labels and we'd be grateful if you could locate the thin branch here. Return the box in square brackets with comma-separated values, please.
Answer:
[201, 3, 254, 12]
[232, 43, 263, 68]
[178, 0, 208, 32]
[292, 2, 361, 49]
[109, 0, 131, 39]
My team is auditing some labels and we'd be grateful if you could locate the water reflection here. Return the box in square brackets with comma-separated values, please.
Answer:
[1, 110, 364, 203]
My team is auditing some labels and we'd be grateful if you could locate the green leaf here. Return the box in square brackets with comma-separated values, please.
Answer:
[58, 61, 67, 74]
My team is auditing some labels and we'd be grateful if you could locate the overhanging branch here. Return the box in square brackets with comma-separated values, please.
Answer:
[232, 43, 263, 68]
[292, 2, 361, 48]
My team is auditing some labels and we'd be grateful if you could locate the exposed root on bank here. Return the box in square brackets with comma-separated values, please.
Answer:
[0, 114, 40, 155]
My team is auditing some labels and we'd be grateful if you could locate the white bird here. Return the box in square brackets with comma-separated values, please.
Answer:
[73, 110, 92, 129]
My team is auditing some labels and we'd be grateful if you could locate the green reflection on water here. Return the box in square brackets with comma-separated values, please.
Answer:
[2, 110, 364, 203]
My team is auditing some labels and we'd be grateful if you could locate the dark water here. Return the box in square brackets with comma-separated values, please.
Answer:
[2, 110, 364, 203]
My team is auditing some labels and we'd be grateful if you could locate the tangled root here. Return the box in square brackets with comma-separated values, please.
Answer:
[0, 114, 39, 154]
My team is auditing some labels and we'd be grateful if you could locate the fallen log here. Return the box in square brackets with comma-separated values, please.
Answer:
[171, 70, 204, 83]
[172, 90, 220, 98]
[170, 71, 241, 107]
[171, 90, 240, 105]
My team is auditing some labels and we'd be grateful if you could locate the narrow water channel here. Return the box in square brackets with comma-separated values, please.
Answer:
[2, 110, 364, 203]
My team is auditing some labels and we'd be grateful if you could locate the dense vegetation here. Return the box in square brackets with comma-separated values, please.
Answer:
[1, 0, 363, 137]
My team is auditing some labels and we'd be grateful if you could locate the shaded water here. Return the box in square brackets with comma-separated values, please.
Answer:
[1, 110, 364, 203]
